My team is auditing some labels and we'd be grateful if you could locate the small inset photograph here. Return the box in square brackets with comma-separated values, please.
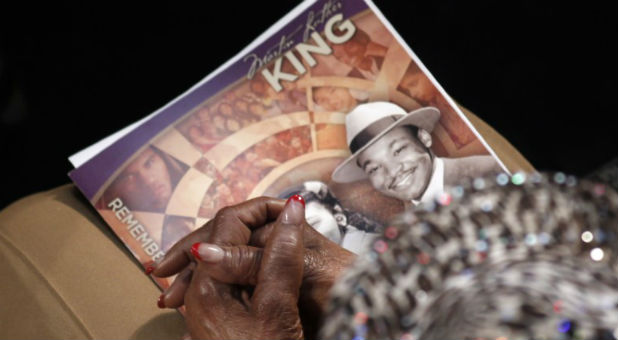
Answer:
[280, 181, 383, 254]
[175, 105, 223, 153]
[249, 59, 308, 114]
[97, 145, 189, 213]
[312, 86, 368, 113]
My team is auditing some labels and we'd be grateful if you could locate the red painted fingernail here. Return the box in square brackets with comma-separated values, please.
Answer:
[157, 294, 165, 309]
[287, 194, 305, 207]
[191, 242, 203, 261]
[282, 194, 305, 225]
[145, 265, 155, 275]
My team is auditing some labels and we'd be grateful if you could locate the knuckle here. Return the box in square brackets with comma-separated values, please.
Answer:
[222, 247, 251, 283]
[215, 206, 234, 220]
[270, 233, 301, 255]
[247, 250, 262, 285]
[235, 247, 260, 284]
[227, 246, 244, 269]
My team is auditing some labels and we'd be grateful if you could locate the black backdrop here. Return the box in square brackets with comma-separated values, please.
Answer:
[1, 2, 616, 209]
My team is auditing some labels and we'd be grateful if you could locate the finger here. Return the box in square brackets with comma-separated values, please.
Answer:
[252, 195, 305, 310]
[248, 222, 275, 247]
[206, 197, 285, 246]
[250, 219, 326, 249]
[158, 265, 194, 309]
[155, 197, 285, 278]
[191, 242, 263, 286]
[153, 222, 211, 277]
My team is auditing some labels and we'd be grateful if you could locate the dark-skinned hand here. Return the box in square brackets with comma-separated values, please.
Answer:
[184, 197, 305, 340]
[151, 196, 356, 336]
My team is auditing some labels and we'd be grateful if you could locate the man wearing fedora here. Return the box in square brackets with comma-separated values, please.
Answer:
[332, 102, 501, 205]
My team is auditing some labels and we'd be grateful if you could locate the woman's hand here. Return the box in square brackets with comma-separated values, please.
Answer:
[153, 197, 285, 278]
[152, 196, 356, 330]
[152, 197, 285, 307]
[184, 196, 305, 339]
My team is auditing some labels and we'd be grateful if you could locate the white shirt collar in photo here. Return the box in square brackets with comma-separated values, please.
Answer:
[412, 157, 444, 206]
[341, 227, 378, 254]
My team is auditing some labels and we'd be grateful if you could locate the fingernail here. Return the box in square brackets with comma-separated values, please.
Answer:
[287, 194, 305, 207]
[157, 294, 165, 309]
[144, 261, 155, 275]
[191, 242, 224, 262]
[282, 194, 305, 225]
[191, 242, 202, 261]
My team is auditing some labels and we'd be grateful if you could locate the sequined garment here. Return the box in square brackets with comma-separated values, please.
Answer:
[321, 173, 618, 340]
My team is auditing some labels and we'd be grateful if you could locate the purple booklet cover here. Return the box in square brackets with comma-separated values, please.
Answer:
[69, 0, 507, 290]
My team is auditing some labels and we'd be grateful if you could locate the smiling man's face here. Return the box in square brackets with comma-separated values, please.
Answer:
[357, 126, 432, 201]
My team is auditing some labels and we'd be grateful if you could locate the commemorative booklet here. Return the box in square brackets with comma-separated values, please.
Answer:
[69, 0, 509, 289]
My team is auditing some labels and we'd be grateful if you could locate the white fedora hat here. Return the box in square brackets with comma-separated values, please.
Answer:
[331, 102, 440, 183]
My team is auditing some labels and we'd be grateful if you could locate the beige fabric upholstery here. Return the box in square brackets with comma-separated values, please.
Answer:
[0, 185, 185, 339]
[0, 111, 532, 339]
[460, 107, 534, 173]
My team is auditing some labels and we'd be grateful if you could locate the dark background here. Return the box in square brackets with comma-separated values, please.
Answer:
[1, 2, 616, 209]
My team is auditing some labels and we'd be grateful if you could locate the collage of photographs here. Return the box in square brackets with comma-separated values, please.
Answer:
[92, 8, 502, 277]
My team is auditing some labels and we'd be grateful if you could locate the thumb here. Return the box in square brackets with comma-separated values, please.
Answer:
[190, 242, 262, 285]
[251, 195, 305, 309]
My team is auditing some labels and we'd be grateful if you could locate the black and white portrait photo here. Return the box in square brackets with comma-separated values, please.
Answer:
[282, 181, 383, 254]
[332, 102, 503, 205]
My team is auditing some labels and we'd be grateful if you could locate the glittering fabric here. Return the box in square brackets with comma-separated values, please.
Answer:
[321, 172, 618, 340]
[588, 157, 618, 192]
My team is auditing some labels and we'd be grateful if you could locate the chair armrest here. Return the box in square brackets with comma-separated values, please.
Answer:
[0, 184, 185, 339]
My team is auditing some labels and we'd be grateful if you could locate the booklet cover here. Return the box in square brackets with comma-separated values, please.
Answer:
[69, 0, 507, 288]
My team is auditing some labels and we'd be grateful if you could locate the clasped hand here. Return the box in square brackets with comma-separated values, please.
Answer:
[150, 196, 355, 339]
